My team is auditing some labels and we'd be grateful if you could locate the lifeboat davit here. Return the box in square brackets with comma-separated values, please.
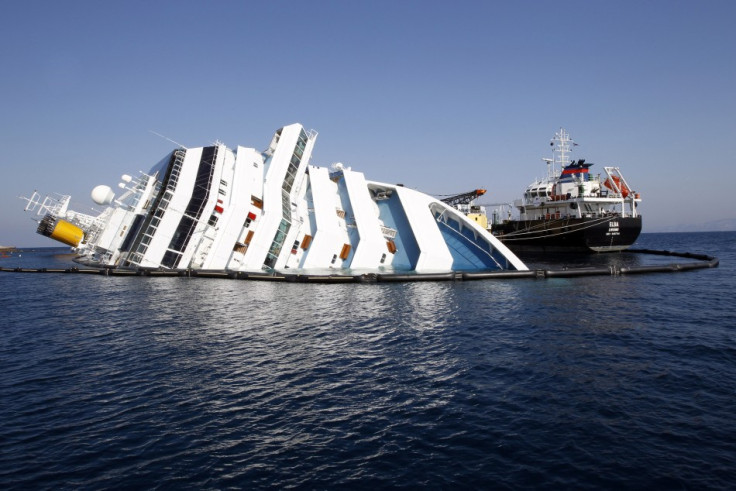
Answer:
[604, 176, 630, 198]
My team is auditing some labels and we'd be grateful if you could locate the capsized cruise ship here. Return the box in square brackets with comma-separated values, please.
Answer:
[22, 124, 527, 275]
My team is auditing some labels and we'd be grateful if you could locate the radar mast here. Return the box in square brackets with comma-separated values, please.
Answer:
[548, 128, 574, 179]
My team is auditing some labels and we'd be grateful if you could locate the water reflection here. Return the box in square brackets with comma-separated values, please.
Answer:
[2, 235, 734, 488]
[117, 278, 475, 420]
[518, 250, 646, 270]
[0, 247, 77, 269]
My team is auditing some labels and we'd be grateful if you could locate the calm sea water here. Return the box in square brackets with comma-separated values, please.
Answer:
[1, 232, 734, 489]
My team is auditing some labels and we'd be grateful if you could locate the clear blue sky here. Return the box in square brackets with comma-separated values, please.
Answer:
[2, 0, 735, 246]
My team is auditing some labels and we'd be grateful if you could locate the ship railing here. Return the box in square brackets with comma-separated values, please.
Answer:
[80, 222, 105, 247]
[21, 192, 72, 218]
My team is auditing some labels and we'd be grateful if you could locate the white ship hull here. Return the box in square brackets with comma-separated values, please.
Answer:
[24, 124, 527, 274]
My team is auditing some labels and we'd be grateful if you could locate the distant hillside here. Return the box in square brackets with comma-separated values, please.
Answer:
[650, 218, 736, 233]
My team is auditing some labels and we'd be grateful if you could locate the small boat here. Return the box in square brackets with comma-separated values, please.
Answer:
[21, 124, 526, 274]
[489, 128, 642, 252]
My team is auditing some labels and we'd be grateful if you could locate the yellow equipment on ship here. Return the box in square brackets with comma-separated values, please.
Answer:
[466, 211, 488, 229]
[36, 214, 84, 247]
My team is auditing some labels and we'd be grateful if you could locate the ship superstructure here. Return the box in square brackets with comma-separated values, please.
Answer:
[23, 124, 527, 273]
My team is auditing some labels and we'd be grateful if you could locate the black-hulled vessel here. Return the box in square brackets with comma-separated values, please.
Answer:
[490, 129, 642, 252]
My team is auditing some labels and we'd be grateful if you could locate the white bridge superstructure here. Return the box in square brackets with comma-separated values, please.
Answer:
[508, 128, 641, 222]
[23, 124, 526, 274]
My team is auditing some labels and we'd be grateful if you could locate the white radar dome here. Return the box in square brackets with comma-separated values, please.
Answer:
[91, 185, 115, 205]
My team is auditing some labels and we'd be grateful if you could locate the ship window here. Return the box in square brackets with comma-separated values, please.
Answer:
[161, 250, 182, 268]
[119, 214, 145, 252]
[165, 146, 217, 264]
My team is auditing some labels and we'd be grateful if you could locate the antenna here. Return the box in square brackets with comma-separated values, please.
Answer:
[542, 158, 554, 180]
[149, 130, 188, 149]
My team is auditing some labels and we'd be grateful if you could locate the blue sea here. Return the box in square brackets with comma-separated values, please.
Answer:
[1, 232, 734, 489]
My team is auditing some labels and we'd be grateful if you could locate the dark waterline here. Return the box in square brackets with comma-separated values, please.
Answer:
[1, 232, 735, 489]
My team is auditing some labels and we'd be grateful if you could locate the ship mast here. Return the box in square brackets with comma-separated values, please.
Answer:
[548, 128, 574, 179]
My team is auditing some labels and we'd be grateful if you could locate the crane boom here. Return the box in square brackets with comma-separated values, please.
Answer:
[440, 189, 486, 206]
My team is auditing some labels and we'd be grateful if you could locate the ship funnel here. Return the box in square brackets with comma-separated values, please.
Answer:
[36, 214, 84, 247]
